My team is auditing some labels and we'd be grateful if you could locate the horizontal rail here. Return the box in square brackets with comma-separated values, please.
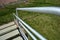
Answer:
[16, 7, 60, 15]
[14, 17, 28, 40]
[13, 14, 47, 40]
[16, 22, 28, 40]
[14, 7, 60, 40]
[19, 20, 37, 40]
[18, 26, 28, 40]
[14, 14, 37, 40]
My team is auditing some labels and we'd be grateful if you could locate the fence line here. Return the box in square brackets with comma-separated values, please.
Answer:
[19, 21, 37, 40]
[14, 7, 60, 40]
[14, 18, 28, 40]
[16, 7, 60, 15]
[13, 14, 47, 40]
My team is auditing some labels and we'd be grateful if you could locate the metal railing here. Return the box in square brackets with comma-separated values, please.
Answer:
[13, 7, 60, 40]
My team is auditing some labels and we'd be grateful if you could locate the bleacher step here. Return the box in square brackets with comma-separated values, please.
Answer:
[12, 36, 23, 40]
[0, 29, 19, 40]
[0, 22, 14, 30]
[0, 25, 17, 36]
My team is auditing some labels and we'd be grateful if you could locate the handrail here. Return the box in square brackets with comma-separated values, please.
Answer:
[14, 17, 28, 40]
[13, 14, 37, 40]
[14, 7, 60, 40]
[16, 7, 60, 15]
[19, 21, 37, 40]
[13, 14, 47, 40]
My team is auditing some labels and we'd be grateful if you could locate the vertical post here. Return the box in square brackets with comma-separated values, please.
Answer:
[16, 9, 18, 16]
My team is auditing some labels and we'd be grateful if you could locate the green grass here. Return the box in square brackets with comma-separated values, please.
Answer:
[0, 0, 60, 40]
[0, 0, 60, 25]
[18, 11, 60, 40]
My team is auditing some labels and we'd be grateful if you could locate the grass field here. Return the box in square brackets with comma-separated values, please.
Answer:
[0, 0, 60, 40]
[0, 0, 60, 25]
[18, 11, 60, 40]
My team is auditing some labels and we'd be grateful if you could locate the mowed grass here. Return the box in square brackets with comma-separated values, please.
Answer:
[0, 0, 60, 25]
[0, 4, 18, 25]
[0, 0, 60, 40]
[18, 11, 60, 40]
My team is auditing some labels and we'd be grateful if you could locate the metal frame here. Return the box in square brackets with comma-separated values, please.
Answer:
[13, 14, 37, 40]
[13, 7, 60, 40]
[16, 7, 60, 15]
